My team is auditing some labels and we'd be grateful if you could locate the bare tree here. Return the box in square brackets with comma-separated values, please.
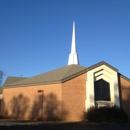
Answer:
[0, 70, 4, 86]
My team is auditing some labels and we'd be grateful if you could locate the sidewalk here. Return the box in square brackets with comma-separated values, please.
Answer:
[0, 119, 130, 130]
[0, 119, 45, 126]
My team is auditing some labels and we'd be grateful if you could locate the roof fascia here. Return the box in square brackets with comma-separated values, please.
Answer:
[87, 61, 118, 72]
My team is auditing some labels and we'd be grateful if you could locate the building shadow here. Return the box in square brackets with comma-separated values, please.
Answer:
[1, 92, 68, 121]
[29, 94, 41, 120]
[44, 93, 61, 121]
[10, 94, 30, 119]
[30, 93, 68, 121]
[1, 94, 30, 119]
[0, 98, 8, 118]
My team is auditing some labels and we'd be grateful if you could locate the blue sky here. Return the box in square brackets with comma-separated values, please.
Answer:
[0, 0, 130, 85]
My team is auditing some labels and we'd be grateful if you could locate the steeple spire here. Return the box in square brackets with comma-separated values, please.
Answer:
[68, 21, 79, 65]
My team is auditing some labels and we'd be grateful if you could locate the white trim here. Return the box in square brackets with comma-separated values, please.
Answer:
[85, 64, 120, 111]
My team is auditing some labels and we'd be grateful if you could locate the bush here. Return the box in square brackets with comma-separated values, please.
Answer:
[84, 106, 129, 123]
[0, 115, 3, 119]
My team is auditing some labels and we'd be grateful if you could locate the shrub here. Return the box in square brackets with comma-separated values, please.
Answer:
[0, 115, 3, 119]
[84, 106, 129, 123]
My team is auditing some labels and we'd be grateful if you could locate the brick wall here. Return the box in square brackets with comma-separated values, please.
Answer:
[62, 73, 87, 121]
[2, 83, 62, 120]
[119, 76, 130, 118]
[2, 73, 87, 121]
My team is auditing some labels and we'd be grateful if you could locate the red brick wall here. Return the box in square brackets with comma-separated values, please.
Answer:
[62, 73, 87, 121]
[119, 76, 130, 117]
[2, 84, 62, 120]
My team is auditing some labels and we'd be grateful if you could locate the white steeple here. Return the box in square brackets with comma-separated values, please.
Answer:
[68, 21, 79, 65]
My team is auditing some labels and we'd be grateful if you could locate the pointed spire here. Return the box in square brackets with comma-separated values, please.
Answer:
[68, 21, 79, 65]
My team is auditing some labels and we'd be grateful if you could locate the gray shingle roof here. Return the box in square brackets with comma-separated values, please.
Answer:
[4, 65, 87, 87]
[3, 76, 28, 87]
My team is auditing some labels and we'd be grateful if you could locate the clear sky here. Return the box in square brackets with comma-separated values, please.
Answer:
[0, 0, 130, 85]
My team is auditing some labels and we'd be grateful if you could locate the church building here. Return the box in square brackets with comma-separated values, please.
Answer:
[0, 22, 130, 121]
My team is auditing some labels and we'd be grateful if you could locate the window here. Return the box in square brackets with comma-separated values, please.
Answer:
[94, 79, 110, 101]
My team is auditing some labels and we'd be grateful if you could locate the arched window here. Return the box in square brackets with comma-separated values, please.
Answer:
[94, 79, 110, 101]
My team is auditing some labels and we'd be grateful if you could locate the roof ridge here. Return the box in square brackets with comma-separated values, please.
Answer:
[63, 65, 87, 79]
[63, 65, 74, 79]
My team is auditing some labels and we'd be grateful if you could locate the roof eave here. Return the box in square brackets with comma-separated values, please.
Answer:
[87, 61, 118, 72]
